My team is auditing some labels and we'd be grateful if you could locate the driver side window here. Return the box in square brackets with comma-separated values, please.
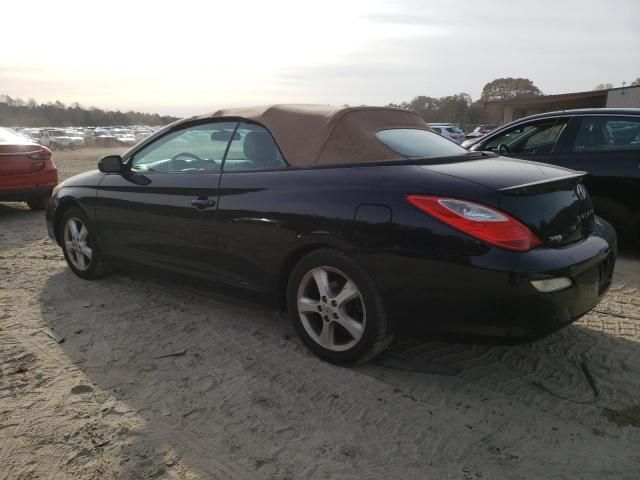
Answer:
[130, 121, 239, 173]
[485, 119, 568, 155]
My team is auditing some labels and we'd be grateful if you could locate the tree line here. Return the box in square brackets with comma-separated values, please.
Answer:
[387, 77, 542, 130]
[388, 76, 639, 130]
[0, 95, 179, 127]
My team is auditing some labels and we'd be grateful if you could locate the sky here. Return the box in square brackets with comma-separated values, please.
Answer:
[1, 0, 638, 116]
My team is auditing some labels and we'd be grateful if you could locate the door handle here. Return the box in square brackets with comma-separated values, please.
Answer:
[190, 198, 216, 210]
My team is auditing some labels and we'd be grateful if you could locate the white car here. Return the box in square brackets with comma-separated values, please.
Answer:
[134, 129, 153, 141]
[110, 129, 138, 145]
[428, 123, 465, 145]
[64, 130, 86, 148]
[39, 129, 81, 149]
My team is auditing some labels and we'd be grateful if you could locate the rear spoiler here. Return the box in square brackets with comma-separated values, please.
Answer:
[499, 172, 588, 196]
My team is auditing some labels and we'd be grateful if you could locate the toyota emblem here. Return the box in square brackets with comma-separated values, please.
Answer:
[576, 183, 587, 200]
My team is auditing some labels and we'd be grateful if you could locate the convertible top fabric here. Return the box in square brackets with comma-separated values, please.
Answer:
[174, 105, 431, 167]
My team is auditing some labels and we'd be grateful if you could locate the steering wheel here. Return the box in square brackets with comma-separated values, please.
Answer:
[169, 152, 203, 171]
[497, 143, 511, 155]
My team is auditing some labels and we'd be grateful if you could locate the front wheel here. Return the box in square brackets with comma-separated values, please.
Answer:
[287, 249, 394, 364]
[59, 207, 109, 279]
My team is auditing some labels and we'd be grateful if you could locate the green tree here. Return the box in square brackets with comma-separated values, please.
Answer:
[594, 83, 614, 90]
[480, 78, 542, 101]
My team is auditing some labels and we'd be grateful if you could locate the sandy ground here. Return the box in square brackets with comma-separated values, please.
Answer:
[1, 147, 640, 479]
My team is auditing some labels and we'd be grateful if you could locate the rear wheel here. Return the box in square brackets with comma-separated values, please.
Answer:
[287, 249, 394, 364]
[59, 207, 109, 279]
[26, 194, 50, 211]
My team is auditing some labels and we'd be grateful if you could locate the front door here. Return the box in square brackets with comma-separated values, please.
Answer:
[96, 121, 238, 279]
[482, 117, 570, 164]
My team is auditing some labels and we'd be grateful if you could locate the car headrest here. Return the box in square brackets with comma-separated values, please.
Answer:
[243, 131, 278, 166]
[243, 132, 278, 165]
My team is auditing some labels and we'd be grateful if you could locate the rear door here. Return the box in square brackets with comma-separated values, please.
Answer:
[549, 115, 640, 229]
[96, 121, 238, 279]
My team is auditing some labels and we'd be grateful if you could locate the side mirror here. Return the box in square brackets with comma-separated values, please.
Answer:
[98, 155, 123, 173]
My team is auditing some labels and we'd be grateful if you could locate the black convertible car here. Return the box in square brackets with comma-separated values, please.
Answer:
[46, 105, 616, 364]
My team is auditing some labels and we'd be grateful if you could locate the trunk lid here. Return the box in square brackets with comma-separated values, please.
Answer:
[421, 157, 595, 247]
[0, 144, 49, 176]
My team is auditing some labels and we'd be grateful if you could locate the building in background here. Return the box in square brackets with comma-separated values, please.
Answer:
[483, 85, 640, 124]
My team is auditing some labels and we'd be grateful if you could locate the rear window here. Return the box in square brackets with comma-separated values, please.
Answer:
[0, 127, 26, 144]
[446, 127, 463, 133]
[376, 128, 468, 158]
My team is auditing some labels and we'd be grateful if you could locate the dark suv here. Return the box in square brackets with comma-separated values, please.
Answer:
[466, 108, 640, 243]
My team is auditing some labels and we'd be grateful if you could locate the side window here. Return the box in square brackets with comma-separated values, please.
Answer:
[573, 116, 640, 152]
[485, 119, 568, 154]
[223, 122, 287, 172]
[130, 121, 238, 173]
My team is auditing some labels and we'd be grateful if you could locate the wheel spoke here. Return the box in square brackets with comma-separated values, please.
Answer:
[69, 220, 80, 239]
[298, 297, 320, 314]
[64, 241, 74, 252]
[312, 269, 331, 298]
[334, 313, 364, 341]
[334, 280, 359, 307]
[78, 225, 89, 241]
[75, 250, 86, 269]
[79, 244, 92, 260]
[318, 321, 334, 348]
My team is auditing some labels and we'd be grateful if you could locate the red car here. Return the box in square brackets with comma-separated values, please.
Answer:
[0, 127, 58, 210]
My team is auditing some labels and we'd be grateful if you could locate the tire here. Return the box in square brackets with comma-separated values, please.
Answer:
[287, 248, 394, 365]
[26, 194, 50, 211]
[59, 207, 110, 280]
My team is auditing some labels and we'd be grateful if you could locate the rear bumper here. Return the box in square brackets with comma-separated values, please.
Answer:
[362, 217, 617, 340]
[0, 170, 58, 201]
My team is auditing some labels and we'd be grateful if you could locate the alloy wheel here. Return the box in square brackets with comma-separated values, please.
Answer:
[63, 217, 93, 271]
[296, 266, 366, 352]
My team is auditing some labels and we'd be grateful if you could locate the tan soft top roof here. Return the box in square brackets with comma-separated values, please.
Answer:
[175, 104, 430, 167]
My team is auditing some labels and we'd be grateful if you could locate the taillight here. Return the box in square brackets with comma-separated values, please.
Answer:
[27, 148, 51, 161]
[406, 195, 542, 252]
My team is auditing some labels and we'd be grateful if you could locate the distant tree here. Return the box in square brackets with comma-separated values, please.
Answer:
[388, 92, 478, 128]
[480, 78, 542, 101]
[631, 78, 640, 87]
[437, 93, 472, 124]
[594, 83, 614, 90]
[0, 94, 179, 127]
[408, 96, 440, 121]
[466, 101, 485, 126]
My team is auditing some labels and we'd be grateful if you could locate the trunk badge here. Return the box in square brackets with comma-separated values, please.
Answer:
[576, 183, 587, 200]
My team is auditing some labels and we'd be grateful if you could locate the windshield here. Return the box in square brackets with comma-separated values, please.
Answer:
[376, 128, 468, 158]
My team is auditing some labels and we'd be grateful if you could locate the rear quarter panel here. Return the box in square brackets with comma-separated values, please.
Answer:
[215, 163, 498, 296]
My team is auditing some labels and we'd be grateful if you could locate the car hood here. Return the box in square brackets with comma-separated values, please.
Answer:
[419, 156, 578, 191]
